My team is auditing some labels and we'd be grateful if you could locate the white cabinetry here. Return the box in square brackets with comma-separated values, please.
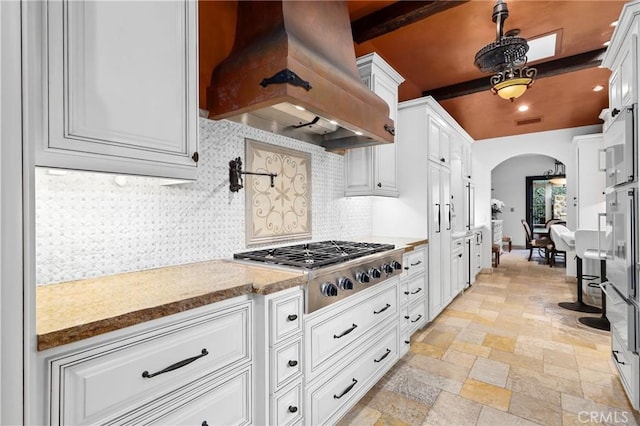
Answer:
[24, 0, 199, 180]
[451, 239, 465, 298]
[429, 163, 452, 320]
[346, 53, 405, 197]
[255, 287, 304, 426]
[399, 245, 428, 355]
[608, 33, 637, 119]
[396, 97, 473, 322]
[473, 230, 484, 278]
[573, 134, 605, 229]
[46, 297, 252, 425]
[427, 115, 451, 167]
[304, 278, 399, 425]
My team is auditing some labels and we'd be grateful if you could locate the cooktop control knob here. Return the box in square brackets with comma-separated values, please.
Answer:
[320, 282, 338, 297]
[338, 277, 354, 290]
[369, 268, 381, 279]
[382, 264, 394, 274]
[391, 261, 402, 270]
[356, 272, 370, 283]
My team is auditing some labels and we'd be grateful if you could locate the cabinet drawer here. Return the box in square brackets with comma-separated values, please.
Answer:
[128, 365, 252, 426]
[408, 299, 426, 334]
[270, 290, 303, 346]
[611, 327, 639, 407]
[404, 248, 425, 276]
[271, 338, 303, 391]
[306, 281, 397, 378]
[306, 324, 399, 426]
[50, 303, 251, 425]
[403, 274, 426, 306]
[272, 380, 303, 426]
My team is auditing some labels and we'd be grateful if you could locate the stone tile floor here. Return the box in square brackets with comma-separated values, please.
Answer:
[338, 249, 640, 426]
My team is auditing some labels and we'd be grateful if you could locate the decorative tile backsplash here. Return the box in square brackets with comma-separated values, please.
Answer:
[245, 139, 312, 246]
[35, 118, 373, 285]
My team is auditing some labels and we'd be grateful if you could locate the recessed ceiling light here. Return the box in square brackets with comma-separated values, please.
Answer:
[518, 105, 529, 112]
[593, 85, 604, 92]
[294, 105, 306, 111]
[329, 120, 338, 125]
[603, 41, 611, 47]
[611, 20, 619, 27]
[354, 131, 363, 136]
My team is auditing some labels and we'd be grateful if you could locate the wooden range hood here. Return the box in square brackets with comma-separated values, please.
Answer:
[206, 1, 395, 152]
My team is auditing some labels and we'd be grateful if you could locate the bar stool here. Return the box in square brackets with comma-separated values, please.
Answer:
[578, 250, 610, 331]
[558, 230, 602, 313]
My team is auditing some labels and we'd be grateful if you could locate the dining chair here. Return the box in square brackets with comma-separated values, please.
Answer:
[521, 219, 551, 262]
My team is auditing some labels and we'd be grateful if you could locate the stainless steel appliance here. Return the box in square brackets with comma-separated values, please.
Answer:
[233, 241, 404, 313]
[601, 101, 640, 410]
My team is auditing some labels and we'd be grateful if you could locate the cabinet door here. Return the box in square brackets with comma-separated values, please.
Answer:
[620, 34, 637, 107]
[40, 0, 198, 179]
[345, 147, 374, 196]
[427, 117, 442, 164]
[428, 166, 443, 319]
[373, 143, 398, 195]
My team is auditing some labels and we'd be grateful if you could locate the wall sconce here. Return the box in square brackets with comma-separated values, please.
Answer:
[229, 157, 277, 192]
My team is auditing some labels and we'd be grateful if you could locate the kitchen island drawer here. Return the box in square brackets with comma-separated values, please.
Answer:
[272, 380, 303, 426]
[271, 337, 303, 391]
[408, 299, 426, 334]
[123, 365, 252, 426]
[404, 248, 425, 276]
[306, 323, 399, 426]
[270, 290, 303, 346]
[402, 273, 426, 306]
[49, 301, 251, 426]
[305, 279, 398, 379]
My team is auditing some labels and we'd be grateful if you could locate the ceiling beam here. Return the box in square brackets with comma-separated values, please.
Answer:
[422, 48, 608, 100]
[351, 1, 470, 44]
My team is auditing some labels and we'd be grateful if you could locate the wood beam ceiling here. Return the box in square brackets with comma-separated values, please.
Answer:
[422, 48, 607, 101]
[351, 0, 470, 44]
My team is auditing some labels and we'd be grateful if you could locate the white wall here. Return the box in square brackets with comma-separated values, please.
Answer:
[35, 119, 374, 284]
[491, 155, 559, 247]
[472, 125, 602, 267]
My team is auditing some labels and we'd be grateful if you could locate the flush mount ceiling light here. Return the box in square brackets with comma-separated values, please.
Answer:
[474, 0, 537, 102]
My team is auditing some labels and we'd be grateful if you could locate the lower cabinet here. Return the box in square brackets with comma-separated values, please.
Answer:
[46, 297, 253, 425]
[255, 287, 304, 426]
[399, 245, 428, 355]
[305, 322, 399, 425]
[304, 278, 400, 425]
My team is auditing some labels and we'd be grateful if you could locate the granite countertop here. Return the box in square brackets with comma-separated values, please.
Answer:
[37, 236, 428, 351]
[36, 260, 306, 351]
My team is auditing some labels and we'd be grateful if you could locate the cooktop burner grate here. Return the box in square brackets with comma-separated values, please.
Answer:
[233, 240, 395, 269]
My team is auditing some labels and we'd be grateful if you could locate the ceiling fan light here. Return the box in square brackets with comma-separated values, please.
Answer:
[491, 76, 534, 101]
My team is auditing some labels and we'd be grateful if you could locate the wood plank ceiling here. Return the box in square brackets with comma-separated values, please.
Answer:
[347, 0, 625, 140]
[199, 1, 626, 141]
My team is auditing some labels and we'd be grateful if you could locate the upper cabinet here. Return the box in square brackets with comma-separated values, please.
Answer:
[603, 4, 640, 120]
[345, 53, 404, 197]
[427, 116, 451, 167]
[24, 1, 199, 180]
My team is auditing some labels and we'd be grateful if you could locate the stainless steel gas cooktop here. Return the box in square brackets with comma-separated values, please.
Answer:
[234, 240, 404, 313]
